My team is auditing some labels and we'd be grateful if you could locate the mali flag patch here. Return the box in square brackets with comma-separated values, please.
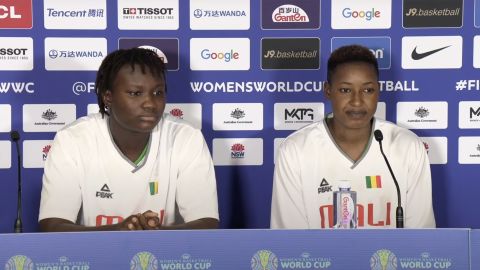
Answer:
[366, 175, 382, 189]
[149, 181, 158, 195]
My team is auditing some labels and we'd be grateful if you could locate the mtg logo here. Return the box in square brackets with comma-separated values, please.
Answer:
[231, 143, 245, 159]
[231, 108, 246, 119]
[169, 108, 184, 119]
[42, 145, 51, 161]
[272, 4, 309, 23]
[414, 107, 429, 118]
[285, 108, 313, 121]
[42, 109, 58, 121]
[470, 107, 480, 119]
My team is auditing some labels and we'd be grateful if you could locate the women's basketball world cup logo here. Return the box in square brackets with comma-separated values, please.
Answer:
[251, 250, 278, 270]
[5, 255, 34, 270]
[130, 251, 158, 270]
[370, 249, 397, 270]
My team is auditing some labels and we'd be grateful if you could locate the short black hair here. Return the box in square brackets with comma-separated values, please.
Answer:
[327, 44, 379, 83]
[95, 47, 166, 117]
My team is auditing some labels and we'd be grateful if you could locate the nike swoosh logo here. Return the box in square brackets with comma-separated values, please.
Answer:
[411, 45, 451, 60]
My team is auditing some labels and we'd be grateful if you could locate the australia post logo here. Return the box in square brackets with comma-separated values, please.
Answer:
[0, 0, 32, 29]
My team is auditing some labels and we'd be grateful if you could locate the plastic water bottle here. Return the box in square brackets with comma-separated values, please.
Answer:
[333, 180, 357, 229]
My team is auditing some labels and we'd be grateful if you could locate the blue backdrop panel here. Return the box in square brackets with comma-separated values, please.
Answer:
[0, 1, 479, 232]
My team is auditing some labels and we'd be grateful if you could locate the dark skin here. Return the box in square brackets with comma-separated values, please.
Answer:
[40, 64, 218, 232]
[324, 62, 380, 162]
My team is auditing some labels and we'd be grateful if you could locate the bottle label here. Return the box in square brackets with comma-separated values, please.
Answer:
[338, 193, 355, 228]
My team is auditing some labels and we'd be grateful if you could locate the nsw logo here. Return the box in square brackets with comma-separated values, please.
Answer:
[231, 143, 245, 159]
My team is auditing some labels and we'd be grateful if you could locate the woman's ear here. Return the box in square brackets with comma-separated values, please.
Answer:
[103, 90, 112, 108]
[324, 82, 331, 100]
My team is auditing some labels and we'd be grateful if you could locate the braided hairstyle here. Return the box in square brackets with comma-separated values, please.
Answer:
[327, 44, 379, 83]
[95, 47, 166, 117]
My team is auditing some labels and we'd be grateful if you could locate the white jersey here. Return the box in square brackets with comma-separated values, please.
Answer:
[271, 117, 435, 229]
[39, 113, 219, 227]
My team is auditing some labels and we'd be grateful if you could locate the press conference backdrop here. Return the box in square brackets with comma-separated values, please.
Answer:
[0, 0, 479, 232]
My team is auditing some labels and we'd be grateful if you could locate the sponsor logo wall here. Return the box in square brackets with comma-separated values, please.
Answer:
[0, 0, 479, 232]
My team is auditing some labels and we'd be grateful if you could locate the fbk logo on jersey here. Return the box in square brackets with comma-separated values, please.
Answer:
[261, 0, 320, 29]
[0, 0, 32, 29]
[331, 37, 391, 69]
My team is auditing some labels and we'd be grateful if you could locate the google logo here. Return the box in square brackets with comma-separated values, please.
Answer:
[201, 49, 239, 62]
[342, 8, 381, 21]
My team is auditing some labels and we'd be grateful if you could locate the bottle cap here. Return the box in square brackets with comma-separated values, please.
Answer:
[338, 180, 351, 189]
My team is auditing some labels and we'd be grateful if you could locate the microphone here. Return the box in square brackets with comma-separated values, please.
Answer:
[373, 130, 404, 228]
[11, 131, 23, 233]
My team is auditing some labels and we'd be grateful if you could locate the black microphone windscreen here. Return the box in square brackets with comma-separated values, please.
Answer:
[374, 130, 383, 142]
[10, 131, 20, 141]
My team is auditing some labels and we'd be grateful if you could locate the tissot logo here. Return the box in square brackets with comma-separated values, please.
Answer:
[119, 38, 179, 70]
[403, 0, 463, 28]
[96, 184, 113, 199]
[262, 38, 319, 70]
[402, 36, 462, 69]
[261, 0, 320, 29]
[0, 37, 33, 70]
[118, 0, 179, 30]
[331, 37, 391, 69]
[123, 7, 173, 16]
[0, 0, 32, 29]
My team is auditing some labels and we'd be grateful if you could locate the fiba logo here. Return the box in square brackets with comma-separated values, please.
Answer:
[5, 255, 34, 270]
[130, 251, 158, 270]
[251, 250, 278, 270]
[370, 249, 397, 270]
